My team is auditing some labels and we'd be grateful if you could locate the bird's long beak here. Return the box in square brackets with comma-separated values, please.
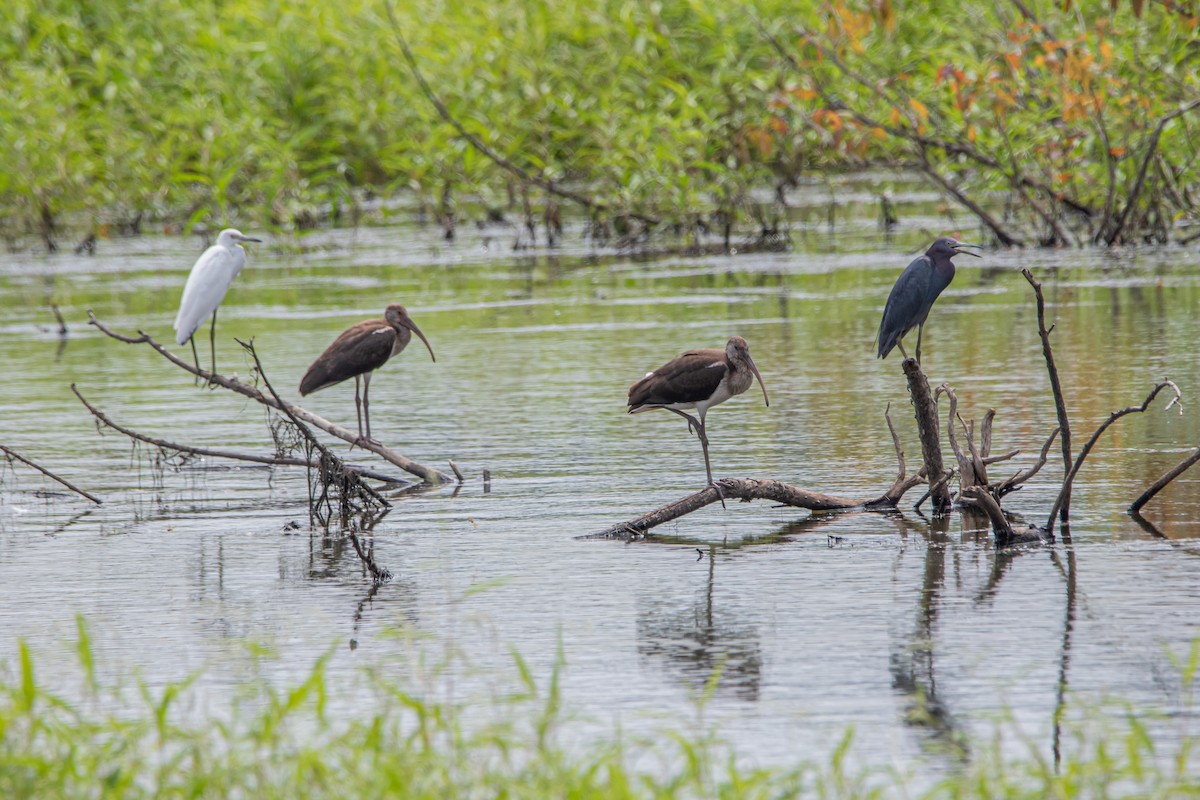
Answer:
[403, 318, 437, 362]
[746, 353, 770, 407]
[238, 235, 263, 243]
[953, 242, 983, 257]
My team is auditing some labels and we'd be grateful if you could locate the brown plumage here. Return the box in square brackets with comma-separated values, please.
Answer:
[628, 336, 769, 487]
[299, 304, 435, 444]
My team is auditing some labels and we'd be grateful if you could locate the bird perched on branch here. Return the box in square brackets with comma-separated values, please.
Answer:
[174, 228, 262, 379]
[299, 304, 436, 446]
[628, 336, 770, 491]
[876, 237, 981, 363]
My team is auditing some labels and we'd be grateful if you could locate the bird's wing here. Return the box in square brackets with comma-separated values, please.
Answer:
[173, 245, 246, 344]
[876, 255, 933, 357]
[299, 322, 396, 395]
[627, 348, 727, 409]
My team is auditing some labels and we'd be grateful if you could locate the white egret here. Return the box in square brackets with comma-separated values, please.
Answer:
[173, 228, 262, 378]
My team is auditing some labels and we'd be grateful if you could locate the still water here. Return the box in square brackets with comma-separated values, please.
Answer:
[1, 184, 1199, 771]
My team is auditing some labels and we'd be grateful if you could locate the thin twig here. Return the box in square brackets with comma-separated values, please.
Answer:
[1022, 269, 1073, 534]
[71, 385, 403, 483]
[0, 444, 101, 504]
[1129, 445, 1200, 513]
[382, 2, 658, 227]
[1046, 381, 1183, 529]
[1105, 99, 1200, 245]
[995, 427, 1060, 498]
[87, 311, 452, 484]
[237, 338, 392, 513]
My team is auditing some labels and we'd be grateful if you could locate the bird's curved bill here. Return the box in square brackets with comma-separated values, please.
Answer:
[953, 241, 982, 257]
[403, 318, 437, 362]
[746, 353, 770, 407]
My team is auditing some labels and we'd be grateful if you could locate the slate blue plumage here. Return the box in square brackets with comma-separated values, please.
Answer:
[876, 237, 981, 363]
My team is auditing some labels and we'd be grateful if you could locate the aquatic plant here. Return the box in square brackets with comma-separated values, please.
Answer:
[1, 618, 1198, 798]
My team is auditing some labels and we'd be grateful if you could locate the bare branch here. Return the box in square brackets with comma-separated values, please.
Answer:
[903, 358, 952, 513]
[1129, 445, 1200, 513]
[1022, 269, 1074, 533]
[238, 338, 393, 515]
[71, 385, 403, 484]
[1104, 98, 1200, 245]
[87, 311, 452, 485]
[382, 2, 658, 227]
[1047, 381, 1183, 529]
[995, 427, 1060, 498]
[918, 149, 1024, 246]
[586, 477, 908, 540]
[0, 444, 101, 504]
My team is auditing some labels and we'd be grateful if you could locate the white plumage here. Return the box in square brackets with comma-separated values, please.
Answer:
[174, 228, 261, 346]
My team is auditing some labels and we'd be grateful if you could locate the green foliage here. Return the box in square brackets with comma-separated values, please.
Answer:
[0, 0, 1195, 244]
[1, 624, 1199, 798]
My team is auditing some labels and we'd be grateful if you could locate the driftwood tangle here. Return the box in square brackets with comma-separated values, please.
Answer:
[86, 311, 453, 485]
[592, 267, 1194, 548]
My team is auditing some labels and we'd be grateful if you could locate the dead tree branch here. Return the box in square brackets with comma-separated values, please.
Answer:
[961, 486, 1048, 547]
[382, 2, 658, 228]
[238, 338, 393, 523]
[1022, 269, 1073, 530]
[917, 149, 1023, 246]
[71, 385, 404, 484]
[0, 444, 101, 505]
[755, 17, 1095, 225]
[1104, 98, 1200, 245]
[1129, 445, 1200, 513]
[903, 357, 952, 513]
[587, 478, 904, 540]
[994, 427, 1060, 498]
[1046, 381, 1183, 532]
[590, 406, 923, 539]
[87, 311, 452, 485]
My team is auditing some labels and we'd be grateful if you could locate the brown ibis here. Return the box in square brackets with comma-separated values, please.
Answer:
[299, 304, 435, 445]
[627, 336, 770, 489]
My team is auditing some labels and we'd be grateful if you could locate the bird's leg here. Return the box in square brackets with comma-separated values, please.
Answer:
[188, 337, 202, 386]
[352, 373, 380, 449]
[896, 338, 909, 360]
[362, 372, 380, 446]
[914, 322, 924, 366]
[695, 420, 727, 509]
[665, 407, 702, 437]
[207, 309, 218, 387]
[351, 374, 365, 447]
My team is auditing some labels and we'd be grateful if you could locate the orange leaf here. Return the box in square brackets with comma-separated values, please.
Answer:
[1108, 146, 1126, 157]
[790, 87, 818, 101]
[872, 126, 888, 140]
[908, 97, 929, 121]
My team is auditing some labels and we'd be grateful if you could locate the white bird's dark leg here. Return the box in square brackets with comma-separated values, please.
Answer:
[188, 336, 202, 385]
[207, 309, 218, 385]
